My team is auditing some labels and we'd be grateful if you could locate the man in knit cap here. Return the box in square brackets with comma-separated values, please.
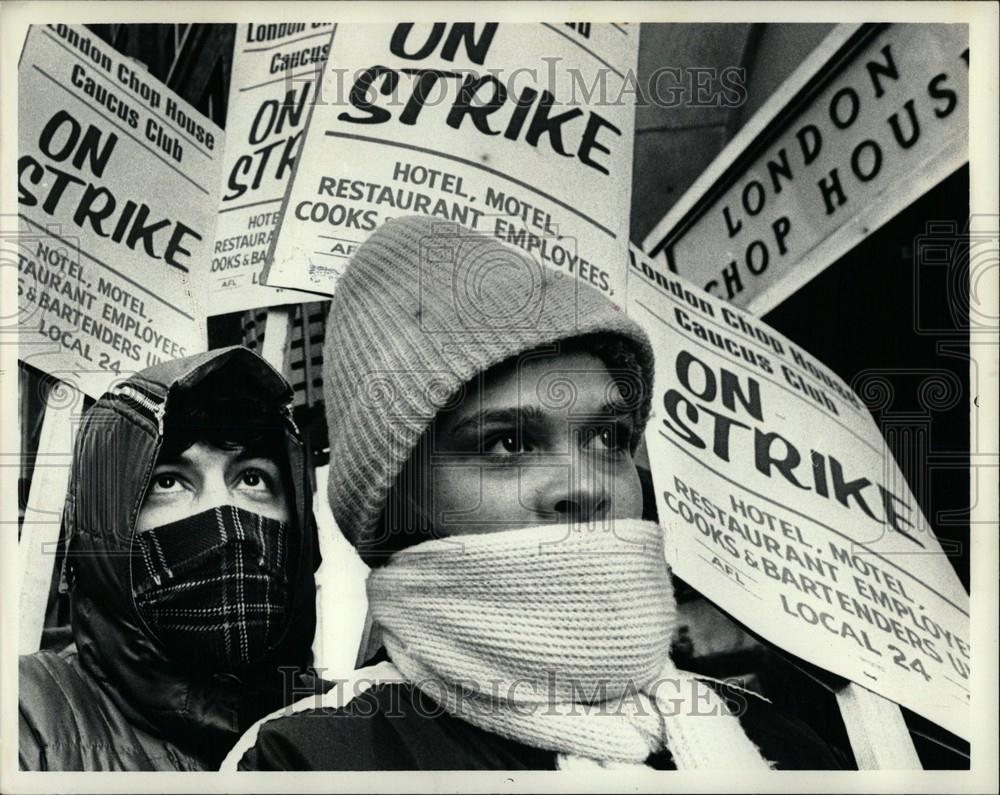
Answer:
[230, 216, 842, 771]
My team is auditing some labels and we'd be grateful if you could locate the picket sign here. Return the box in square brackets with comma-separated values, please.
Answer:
[630, 22, 947, 771]
[639, 23, 968, 316]
[18, 381, 79, 654]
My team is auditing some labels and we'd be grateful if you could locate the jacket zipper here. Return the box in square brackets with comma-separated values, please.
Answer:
[281, 402, 300, 437]
[114, 384, 166, 437]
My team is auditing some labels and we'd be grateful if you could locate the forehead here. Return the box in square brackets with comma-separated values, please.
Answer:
[156, 441, 278, 467]
[447, 350, 623, 417]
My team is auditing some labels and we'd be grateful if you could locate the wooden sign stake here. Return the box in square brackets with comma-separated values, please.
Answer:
[836, 682, 923, 769]
[260, 305, 295, 376]
[18, 381, 79, 654]
[354, 609, 378, 668]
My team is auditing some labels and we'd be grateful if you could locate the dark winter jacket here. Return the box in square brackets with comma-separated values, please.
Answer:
[234, 653, 847, 771]
[19, 347, 322, 771]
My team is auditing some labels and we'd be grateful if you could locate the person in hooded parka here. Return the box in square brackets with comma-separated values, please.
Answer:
[19, 347, 324, 771]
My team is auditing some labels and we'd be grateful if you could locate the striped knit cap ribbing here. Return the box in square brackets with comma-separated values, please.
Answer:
[322, 216, 655, 563]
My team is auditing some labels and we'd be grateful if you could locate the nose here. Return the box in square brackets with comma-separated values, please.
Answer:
[553, 495, 607, 523]
[195, 469, 234, 513]
[541, 446, 610, 524]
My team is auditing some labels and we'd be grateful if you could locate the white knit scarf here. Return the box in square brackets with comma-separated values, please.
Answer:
[366, 520, 772, 770]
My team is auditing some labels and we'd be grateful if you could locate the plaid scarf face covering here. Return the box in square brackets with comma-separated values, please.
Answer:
[132, 505, 290, 673]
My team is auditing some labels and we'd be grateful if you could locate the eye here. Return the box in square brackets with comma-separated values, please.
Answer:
[150, 473, 182, 492]
[485, 432, 533, 455]
[238, 468, 270, 490]
[587, 423, 632, 454]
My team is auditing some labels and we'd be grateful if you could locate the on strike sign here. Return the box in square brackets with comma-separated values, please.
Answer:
[264, 22, 638, 300]
[208, 23, 332, 315]
[17, 25, 220, 397]
[628, 244, 969, 740]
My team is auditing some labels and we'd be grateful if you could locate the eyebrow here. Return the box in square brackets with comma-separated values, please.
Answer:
[596, 399, 635, 418]
[153, 446, 280, 468]
[449, 406, 545, 436]
[153, 449, 196, 468]
[448, 401, 635, 436]
[232, 443, 281, 461]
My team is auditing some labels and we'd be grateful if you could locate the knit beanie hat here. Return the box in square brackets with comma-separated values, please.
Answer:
[322, 215, 655, 564]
